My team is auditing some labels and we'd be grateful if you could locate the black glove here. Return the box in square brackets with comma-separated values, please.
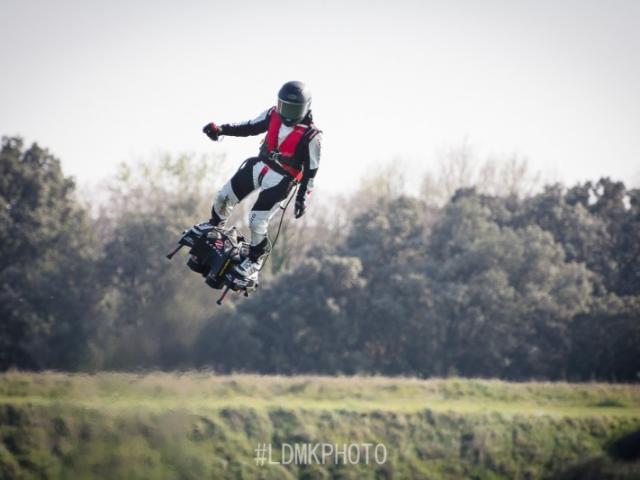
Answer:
[294, 196, 306, 219]
[203, 122, 222, 141]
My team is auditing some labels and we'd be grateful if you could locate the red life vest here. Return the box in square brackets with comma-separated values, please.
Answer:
[265, 110, 309, 181]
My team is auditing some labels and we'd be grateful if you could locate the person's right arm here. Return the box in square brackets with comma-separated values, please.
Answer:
[203, 107, 274, 140]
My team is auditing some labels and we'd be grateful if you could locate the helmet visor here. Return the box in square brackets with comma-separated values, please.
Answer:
[277, 98, 309, 123]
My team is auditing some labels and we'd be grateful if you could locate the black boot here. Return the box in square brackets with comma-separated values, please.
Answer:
[234, 238, 270, 278]
[209, 207, 223, 227]
[248, 238, 269, 261]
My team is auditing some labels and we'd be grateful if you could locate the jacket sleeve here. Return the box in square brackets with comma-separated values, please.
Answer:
[220, 107, 273, 137]
[297, 131, 322, 199]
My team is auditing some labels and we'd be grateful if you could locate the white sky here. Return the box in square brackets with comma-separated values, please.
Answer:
[1, 0, 639, 194]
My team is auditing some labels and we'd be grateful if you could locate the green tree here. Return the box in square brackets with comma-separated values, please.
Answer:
[517, 179, 640, 296]
[223, 255, 368, 374]
[426, 191, 593, 378]
[0, 137, 98, 370]
[339, 196, 437, 375]
[341, 196, 430, 283]
[568, 294, 640, 381]
[94, 153, 227, 368]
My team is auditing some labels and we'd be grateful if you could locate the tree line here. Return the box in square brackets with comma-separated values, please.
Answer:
[1, 136, 638, 381]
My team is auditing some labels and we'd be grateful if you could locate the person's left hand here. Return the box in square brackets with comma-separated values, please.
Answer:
[294, 197, 306, 219]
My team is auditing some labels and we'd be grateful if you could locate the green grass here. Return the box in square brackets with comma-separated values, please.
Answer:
[1, 372, 639, 479]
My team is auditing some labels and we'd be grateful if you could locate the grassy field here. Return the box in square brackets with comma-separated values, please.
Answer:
[1, 372, 639, 479]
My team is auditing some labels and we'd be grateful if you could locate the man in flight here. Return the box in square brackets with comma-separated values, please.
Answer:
[202, 80, 322, 279]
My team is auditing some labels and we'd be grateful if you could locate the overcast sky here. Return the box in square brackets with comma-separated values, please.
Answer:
[1, 0, 639, 193]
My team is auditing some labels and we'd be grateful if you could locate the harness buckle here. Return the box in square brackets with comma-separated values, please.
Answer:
[268, 151, 282, 162]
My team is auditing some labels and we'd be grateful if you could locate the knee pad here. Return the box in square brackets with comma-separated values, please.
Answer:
[212, 182, 239, 220]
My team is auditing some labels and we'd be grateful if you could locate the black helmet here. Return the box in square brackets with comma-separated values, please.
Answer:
[277, 81, 311, 126]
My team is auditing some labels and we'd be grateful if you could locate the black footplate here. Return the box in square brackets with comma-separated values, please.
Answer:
[166, 223, 258, 304]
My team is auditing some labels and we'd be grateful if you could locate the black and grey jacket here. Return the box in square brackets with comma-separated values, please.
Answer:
[220, 108, 322, 198]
